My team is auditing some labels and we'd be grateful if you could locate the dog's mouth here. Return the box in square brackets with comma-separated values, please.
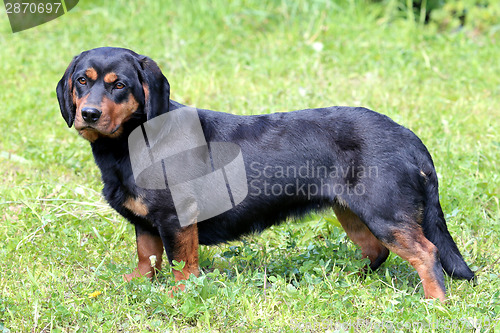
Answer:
[76, 124, 122, 137]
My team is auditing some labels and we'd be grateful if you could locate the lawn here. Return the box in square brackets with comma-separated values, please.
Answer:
[0, 0, 499, 331]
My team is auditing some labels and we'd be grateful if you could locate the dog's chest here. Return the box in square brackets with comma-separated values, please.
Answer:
[92, 145, 138, 203]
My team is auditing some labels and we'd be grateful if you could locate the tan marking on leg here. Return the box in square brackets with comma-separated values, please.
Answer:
[170, 224, 199, 295]
[384, 229, 446, 301]
[124, 196, 148, 216]
[124, 233, 164, 282]
[104, 72, 118, 83]
[334, 206, 389, 270]
[85, 67, 98, 80]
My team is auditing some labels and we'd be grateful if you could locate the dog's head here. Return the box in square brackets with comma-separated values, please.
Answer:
[56, 47, 170, 142]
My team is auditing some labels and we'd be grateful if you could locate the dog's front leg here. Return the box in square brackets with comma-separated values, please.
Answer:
[123, 224, 164, 282]
[162, 223, 200, 294]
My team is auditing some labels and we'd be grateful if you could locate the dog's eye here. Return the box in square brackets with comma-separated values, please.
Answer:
[115, 82, 125, 89]
[77, 77, 87, 85]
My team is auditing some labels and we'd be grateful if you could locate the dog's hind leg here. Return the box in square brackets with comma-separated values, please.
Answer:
[333, 206, 389, 271]
[364, 216, 446, 301]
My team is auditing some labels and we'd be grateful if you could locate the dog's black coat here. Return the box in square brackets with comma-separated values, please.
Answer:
[57, 47, 474, 299]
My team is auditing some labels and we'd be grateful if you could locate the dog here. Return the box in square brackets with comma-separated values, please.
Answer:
[57, 47, 474, 300]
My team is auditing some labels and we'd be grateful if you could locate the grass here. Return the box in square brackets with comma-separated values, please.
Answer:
[0, 0, 499, 331]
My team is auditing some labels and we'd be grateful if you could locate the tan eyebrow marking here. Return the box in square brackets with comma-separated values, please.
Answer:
[104, 72, 118, 83]
[85, 67, 98, 80]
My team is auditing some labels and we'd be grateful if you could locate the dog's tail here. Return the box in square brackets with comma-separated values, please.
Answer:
[420, 165, 475, 280]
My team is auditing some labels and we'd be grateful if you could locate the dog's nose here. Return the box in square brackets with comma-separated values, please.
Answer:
[81, 107, 102, 123]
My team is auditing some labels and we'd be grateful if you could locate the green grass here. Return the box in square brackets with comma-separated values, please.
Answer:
[0, 0, 499, 331]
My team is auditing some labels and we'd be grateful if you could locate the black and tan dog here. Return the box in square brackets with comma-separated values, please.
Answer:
[57, 47, 474, 300]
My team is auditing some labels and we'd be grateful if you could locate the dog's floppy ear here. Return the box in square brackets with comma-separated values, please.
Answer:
[133, 55, 171, 120]
[56, 55, 79, 127]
